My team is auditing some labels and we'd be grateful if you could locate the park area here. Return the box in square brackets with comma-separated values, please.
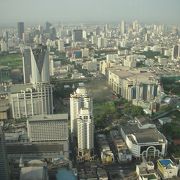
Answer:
[0, 53, 22, 69]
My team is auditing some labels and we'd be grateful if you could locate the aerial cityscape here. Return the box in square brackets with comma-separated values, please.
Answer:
[0, 0, 180, 180]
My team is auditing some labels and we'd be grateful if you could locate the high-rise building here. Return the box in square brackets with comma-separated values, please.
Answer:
[31, 45, 50, 84]
[72, 30, 83, 42]
[10, 83, 53, 119]
[45, 22, 52, 33]
[22, 45, 50, 84]
[70, 87, 94, 157]
[0, 127, 9, 180]
[97, 37, 107, 49]
[70, 87, 93, 135]
[121, 20, 126, 35]
[58, 39, 65, 52]
[172, 45, 180, 60]
[17, 22, 24, 39]
[77, 109, 94, 157]
[22, 47, 31, 84]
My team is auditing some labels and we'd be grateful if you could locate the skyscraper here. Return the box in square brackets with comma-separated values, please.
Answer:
[77, 109, 94, 157]
[0, 127, 9, 180]
[17, 22, 24, 40]
[22, 47, 31, 84]
[72, 30, 83, 42]
[31, 45, 50, 84]
[70, 86, 94, 158]
[70, 87, 93, 135]
[121, 20, 126, 35]
[172, 45, 180, 60]
[45, 22, 52, 33]
[22, 45, 50, 84]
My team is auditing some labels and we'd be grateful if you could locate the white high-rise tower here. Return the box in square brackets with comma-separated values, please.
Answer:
[70, 86, 94, 158]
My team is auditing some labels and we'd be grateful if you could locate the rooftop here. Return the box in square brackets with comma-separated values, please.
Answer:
[28, 114, 68, 122]
[121, 123, 166, 144]
[20, 166, 46, 180]
[109, 67, 158, 84]
[158, 159, 175, 168]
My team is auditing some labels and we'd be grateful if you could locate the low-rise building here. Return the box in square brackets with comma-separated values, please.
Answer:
[136, 162, 160, 180]
[157, 159, 178, 179]
[96, 134, 114, 164]
[110, 130, 132, 162]
[120, 119, 167, 159]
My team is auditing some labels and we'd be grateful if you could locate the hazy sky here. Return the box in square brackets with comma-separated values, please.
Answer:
[0, 0, 180, 25]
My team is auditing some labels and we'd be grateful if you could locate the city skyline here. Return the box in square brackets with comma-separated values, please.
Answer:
[0, 0, 180, 25]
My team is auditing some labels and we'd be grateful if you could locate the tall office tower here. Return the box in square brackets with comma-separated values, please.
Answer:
[17, 22, 24, 39]
[70, 87, 94, 157]
[49, 26, 56, 40]
[58, 39, 65, 52]
[31, 45, 50, 84]
[10, 83, 53, 119]
[0, 127, 9, 180]
[72, 29, 83, 42]
[22, 45, 50, 84]
[172, 45, 180, 60]
[45, 22, 52, 33]
[121, 20, 126, 35]
[22, 47, 31, 84]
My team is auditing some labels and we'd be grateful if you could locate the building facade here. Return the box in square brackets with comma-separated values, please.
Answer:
[157, 159, 178, 179]
[17, 22, 24, 40]
[77, 109, 94, 156]
[9, 84, 53, 119]
[70, 87, 93, 135]
[70, 87, 94, 158]
[27, 114, 69, 159]
[27, 114, 68, 142]
[72, 30, 83, 42]
[22, 47, 31, 84]
[22, 45, 50, 84]
[0, 127, 9, 180]
[120, 121, 167, 159]
[108, 68, 160, 102]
